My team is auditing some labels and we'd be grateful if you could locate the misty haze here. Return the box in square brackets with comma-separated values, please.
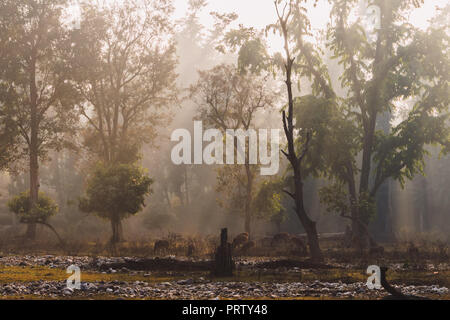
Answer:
[0, 0, 448, 303]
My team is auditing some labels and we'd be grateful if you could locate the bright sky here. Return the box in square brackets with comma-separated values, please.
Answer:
[173, 0, 448, 53]
[173, 0, 329, 29]
[68, 1, 448, 54]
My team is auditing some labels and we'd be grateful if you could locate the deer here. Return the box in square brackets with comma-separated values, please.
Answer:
[154, 240, 169, 254]
[232, 232, 249, 249]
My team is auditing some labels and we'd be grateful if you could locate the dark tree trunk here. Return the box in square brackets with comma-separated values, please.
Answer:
[244, 163, 253, 235]
[211, 228, 234, 277]
[292, 162, 323, 261]
[283, 73, 323, 262]
[27, 51, 39, 240]
[110, 217, 123, 243]
[276, 6, 323, 262]
[37, 222, 65, 247]
[27, 150, 39, 240]
[371, 111, 394, 242]
[163, 183, 171, 209]
[418, 177, 429, 232]
[184, 166, 190, 206]
[25, 222, 37, 239]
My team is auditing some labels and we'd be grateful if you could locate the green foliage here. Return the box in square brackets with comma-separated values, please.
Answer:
[191, 63, 277, 130]
[268, 0, 333, 97]
[8, 191, 58, 224]
[237, 38, 270, 75]
[71, 0, 178, 164]
[319, 184, 376, 223]
[292, 95, 359, 180]
[374, 108, 450, 188]
[273, 1, 448, 239]
[219, 26, 271, 75]
[0, 0, 81, 167]
[319, 183, 349, 216]
[215, 165, 250, 215]
[79, 163, 153, 222]
[253, 179, 285, 220]
[0, 114, 19, 170]
[357, 192, 376, 223]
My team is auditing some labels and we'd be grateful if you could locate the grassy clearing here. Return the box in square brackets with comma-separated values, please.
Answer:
[0, 265, 186, 284]
[0, 264, 448, 287]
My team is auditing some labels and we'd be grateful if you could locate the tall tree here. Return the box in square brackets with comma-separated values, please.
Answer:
[70, 0, 178, 242]
[324, 0, 449, 249]
[0, 0, 79, 239]
[271, 0, 325, 262]
[71, 0, 178, 164]
[190, 63, 277, 235]
[280, 0, 449, 252]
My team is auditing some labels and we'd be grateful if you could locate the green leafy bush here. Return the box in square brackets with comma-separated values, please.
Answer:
[8, 191, 58, 224]
[79, 162, 153, 242]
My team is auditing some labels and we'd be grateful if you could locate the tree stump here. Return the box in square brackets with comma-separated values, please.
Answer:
[211, 228, 235, 277]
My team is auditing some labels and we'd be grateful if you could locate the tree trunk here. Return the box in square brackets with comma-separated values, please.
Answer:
[244, 213, 251, 236]
[118, 220, 123, 241]
[275, 3, 323, 262]
[27, 50, 39, 240]
[184, 166, 190, 206]
[27, 151, 39, 240]
[37, 221, 65, 248]
[110, 217, 123, 243]
[163, 182, 171, 209]
[351, 201, 366, 252]
[305, 222, 322, 261]
[211, 228, 234, 277]
[25, 222, 36, 239]
[277, 13, 323, 262]
[419, 177, 429, 232]
[244, 163, 253, 235]
[293, 163, 323, 262]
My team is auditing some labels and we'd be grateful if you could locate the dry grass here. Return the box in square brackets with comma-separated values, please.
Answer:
[0, 265, 189, 284]
[0, 263, 448, 300]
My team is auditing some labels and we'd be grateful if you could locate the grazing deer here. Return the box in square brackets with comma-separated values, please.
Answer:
[232, 232, 249, 249]
[260, 237, 272, 247]
[270, 233, 291, 247]
[154, 240, 169, 254]
[407, 242, 419, 261]
[290, 236, 307, 254]
[187, 242, 196, 257]
[343, 225, 352, 248]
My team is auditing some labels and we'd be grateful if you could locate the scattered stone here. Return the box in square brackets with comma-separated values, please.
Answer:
[0, 255, 447, 299]
[177, 279, 194, 285]
[63, 287, 74, 295]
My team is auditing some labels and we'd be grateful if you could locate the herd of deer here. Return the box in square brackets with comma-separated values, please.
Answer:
[152, 232, 307, 256]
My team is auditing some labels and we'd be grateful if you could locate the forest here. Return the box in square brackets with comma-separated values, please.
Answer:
[0, 0, 448, 301]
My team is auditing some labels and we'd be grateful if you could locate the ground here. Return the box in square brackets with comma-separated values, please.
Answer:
[0, 253, 448, 300]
